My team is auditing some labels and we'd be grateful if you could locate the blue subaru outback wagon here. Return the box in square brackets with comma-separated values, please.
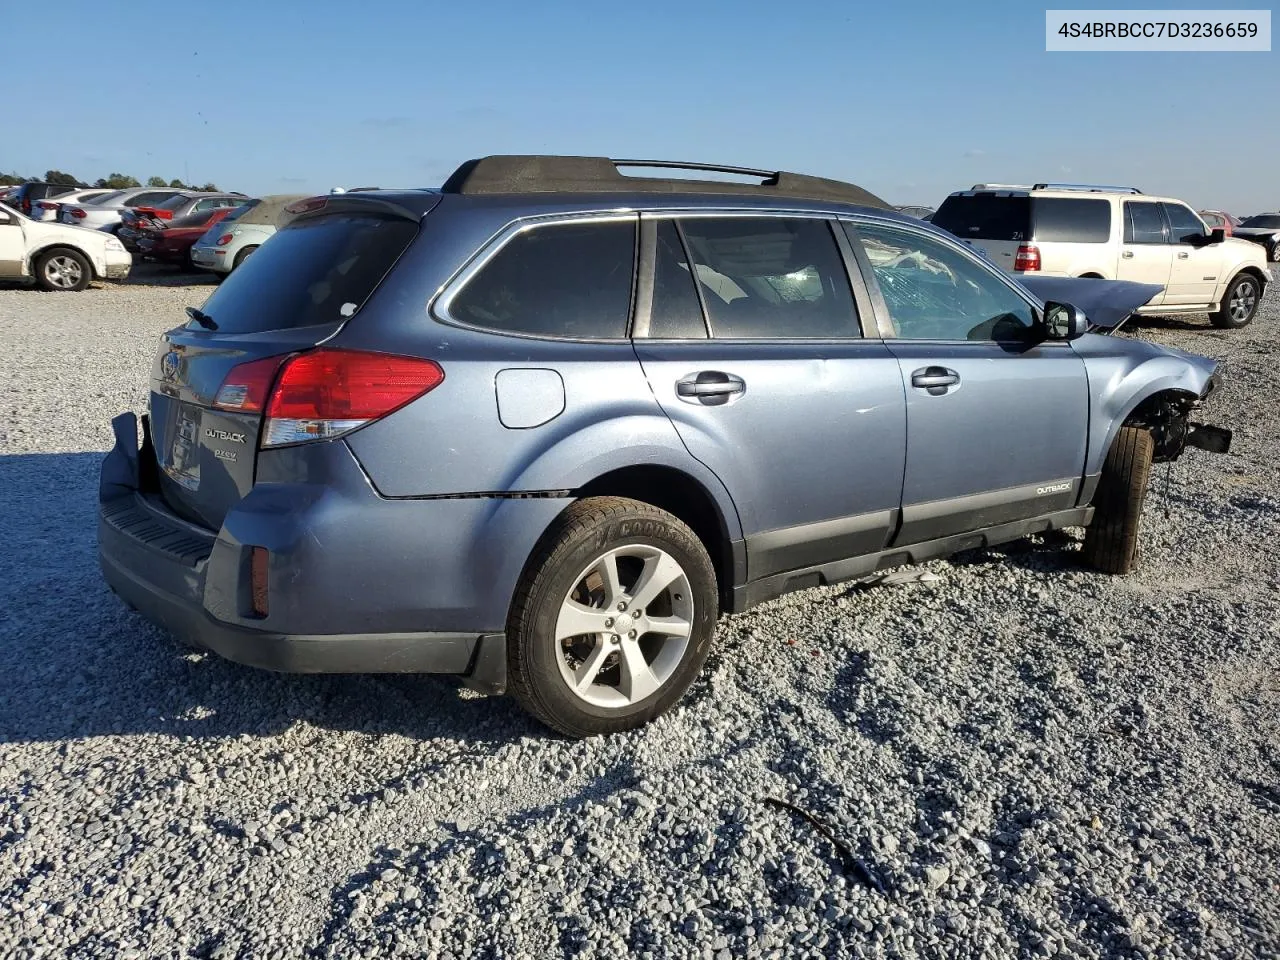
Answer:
[99, 155, 1229, 736]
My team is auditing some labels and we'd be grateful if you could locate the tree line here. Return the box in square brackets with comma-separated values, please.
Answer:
[0, 169, 220, 192]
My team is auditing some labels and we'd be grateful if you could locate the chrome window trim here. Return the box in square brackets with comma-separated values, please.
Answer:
[431, 211, 641, 343]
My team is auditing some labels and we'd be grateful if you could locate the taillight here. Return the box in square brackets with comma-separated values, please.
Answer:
[1014, 244, 1041, 271]
[70, 207, 87, 219]
[37, 201, 58, 210]
[213, 356, 288, 413]
[215, 233, 234, 246]
[262, 350, 444, 447]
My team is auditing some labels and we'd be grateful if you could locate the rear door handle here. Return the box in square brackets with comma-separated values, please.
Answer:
[676, 371, 745, 406]
[1177, 251, 1189, 259]
[1121, 250, 1135, 259]
[911, 366, 960, 395]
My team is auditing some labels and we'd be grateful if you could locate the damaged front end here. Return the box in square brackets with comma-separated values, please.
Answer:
[1124, 379, 1232, 462]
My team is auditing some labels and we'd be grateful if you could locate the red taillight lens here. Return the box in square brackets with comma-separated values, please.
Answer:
[1014, 244, 1041, 271]
[37, 201, 57, 210]
[215, 233, 234, 246]
[70, 207, 87, 219]
[213, 355, 288, 413]
[263, 349, 444, 447]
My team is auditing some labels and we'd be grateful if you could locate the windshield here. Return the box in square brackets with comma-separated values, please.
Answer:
[158, 194, 192, 210]
[1240, 215, 1280, 229]
[193, 213, 419, 334]
[88, 190, 125, 205]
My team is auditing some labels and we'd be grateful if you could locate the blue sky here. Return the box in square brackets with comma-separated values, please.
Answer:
[7, 0, 1277, 212]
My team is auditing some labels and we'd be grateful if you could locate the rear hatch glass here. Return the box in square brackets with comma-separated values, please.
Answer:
[932, 194, 1032, 242]
[151, 211, 421, 529]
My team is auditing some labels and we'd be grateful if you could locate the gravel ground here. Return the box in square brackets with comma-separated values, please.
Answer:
[1, 267, 1278, 959]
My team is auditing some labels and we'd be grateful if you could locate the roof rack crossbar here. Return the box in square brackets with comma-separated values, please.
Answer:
[438, 155, 890, 209]
[1032, 182, 1142, 194]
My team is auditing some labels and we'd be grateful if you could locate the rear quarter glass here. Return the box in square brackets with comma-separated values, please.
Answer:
[1031, 198, 1111, 243]
[194, 214, 420, 335]
[932, 195, 1032, 242]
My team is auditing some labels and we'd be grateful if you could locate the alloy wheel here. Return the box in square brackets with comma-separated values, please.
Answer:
[1229, 281, 1257, 323]
[44, 255, 83, 289]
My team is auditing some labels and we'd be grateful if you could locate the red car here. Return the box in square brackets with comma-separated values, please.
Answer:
[136, 208, 237, 268]
[1199, 210, 1240, 236]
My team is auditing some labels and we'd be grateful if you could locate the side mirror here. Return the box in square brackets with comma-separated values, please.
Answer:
[1041, 301, 1088, 341]
[1208, 227, 1226, 244]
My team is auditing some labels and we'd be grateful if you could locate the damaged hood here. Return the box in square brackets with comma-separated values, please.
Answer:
[1017, 276, 1163, 332]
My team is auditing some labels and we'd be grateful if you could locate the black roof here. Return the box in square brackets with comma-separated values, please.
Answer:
[440, 156, 889, 209]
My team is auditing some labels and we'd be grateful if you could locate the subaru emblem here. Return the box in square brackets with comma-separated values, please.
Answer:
[161, 350, 180, 382]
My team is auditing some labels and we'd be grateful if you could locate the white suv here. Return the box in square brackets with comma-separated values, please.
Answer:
[0, 202, 132, 290]
[932, 183, 1271, 328]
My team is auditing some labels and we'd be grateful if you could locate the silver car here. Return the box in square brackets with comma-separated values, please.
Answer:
[190, 194, 307, 277]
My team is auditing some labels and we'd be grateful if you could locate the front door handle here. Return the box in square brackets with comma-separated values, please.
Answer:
[1177, 251, 1189, 259]
[676, 371, 745, 406]
[911, 366, 960, 395]
[1121, 250, 1135, 259]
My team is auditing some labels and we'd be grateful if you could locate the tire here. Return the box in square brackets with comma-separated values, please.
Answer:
[1270, 243, 1280, 263]
[507, 497, 718, 738]
[1210, 273, 1261, 329]
[34, 247, 92, 292]
[231, 245, 258, 271]
[1082, 426, 1154, 575]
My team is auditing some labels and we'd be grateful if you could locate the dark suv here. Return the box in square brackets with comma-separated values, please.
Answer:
[9, 181, 80, 217]
[99, 156, 1228, 737]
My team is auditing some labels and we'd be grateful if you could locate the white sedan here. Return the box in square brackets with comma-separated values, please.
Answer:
[0, 202, 132, 290]
[30, 187, 116, 221]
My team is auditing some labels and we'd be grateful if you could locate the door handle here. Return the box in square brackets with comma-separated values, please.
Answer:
[676, 371, 745, 406]
[911, 366, 960, 395]
[1177, 251, 1189, 259]
[1121, 250, 1135, 259]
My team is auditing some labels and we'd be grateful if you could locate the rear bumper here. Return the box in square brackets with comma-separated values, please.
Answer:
[95, 412, 566, 692]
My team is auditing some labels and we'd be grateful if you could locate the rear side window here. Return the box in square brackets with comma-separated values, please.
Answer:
[196, 214, 419, 334]
[932, 195, 1032, 242]
[448, 220, 636, 339]
[127, 192, 174, 207]
[1124, 202, 1167, 244]
[648, 220, 708, 339]
[1032, 198, 1111, 243]
[677, 217, 859, 339]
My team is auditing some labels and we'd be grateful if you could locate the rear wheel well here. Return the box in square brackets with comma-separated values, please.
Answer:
[1078, 272, 1104, 279]
[1122, 389, 1200, 461]
[576, 466, 734, 612]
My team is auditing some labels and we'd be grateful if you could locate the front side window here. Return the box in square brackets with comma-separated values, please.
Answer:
[851, 222, 1036, 342]
[1124, 201, 1167, 244]
[448, 219, 636, 339]
[676, 217, 859, 339]
[1162, 203, 1207, 243]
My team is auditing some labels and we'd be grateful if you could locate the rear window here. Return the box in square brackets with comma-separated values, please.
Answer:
[1241, 215, 1280, 229]
[169, 211, 215, 229]
[1031, 198, 1111, 243]
[194, 214, 419, 334]
[447, 220, 636, 339]
[932, 195, 1032, 242]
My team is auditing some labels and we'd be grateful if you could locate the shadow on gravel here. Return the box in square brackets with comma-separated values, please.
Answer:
[944, 529, 1081, 575]
[0, 452, 538, 747]
[116, 263, 218, 288]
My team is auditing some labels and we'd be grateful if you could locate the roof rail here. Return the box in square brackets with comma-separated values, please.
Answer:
[970, 183, 1033, 191]
[440, 155, 889, 208]
[1031, 182, 1142, 194]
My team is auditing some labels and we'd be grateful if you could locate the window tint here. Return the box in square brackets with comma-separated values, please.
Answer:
[852, 222, 1036, 342]
[1241, 215, 1280, 229]
[1032, 198, 1111, 243]
[1124, 202, 1166, 244]
[648, 220, 708, 338]
[169, 211, 216, 229]
[931, 195, 1032, 242]
[449, 220, 636, 339]
[1162, 203, 1206, 243]
[192, 198, 223, 212]
[196, 214, 418, 334]
[676, 218, 858, 339]
[126, 192, 173, 208]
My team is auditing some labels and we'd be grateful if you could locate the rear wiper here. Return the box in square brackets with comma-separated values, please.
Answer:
[185, 306, 217, 330]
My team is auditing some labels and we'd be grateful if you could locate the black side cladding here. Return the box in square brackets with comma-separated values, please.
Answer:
[440, 155, 891, 208]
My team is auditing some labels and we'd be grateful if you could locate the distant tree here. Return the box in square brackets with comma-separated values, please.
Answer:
[146, 176, 168, 187]
[95, 173, 141, 189]
[168, 178, 187, 188]
[0, 172, 25, 186]
[197, 182, 220, 192]
[44, 169, 82, 186]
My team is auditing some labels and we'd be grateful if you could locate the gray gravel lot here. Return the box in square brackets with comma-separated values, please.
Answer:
[1, 267, 1278, 959]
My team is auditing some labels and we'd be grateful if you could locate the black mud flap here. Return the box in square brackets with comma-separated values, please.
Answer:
[1185, 422, 1232, 455]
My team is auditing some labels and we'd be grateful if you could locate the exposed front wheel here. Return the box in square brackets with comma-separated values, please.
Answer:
[507, 497, 718, 737]
[1082, 426, 1154, 575]
[1210, 274, 1261, 329]
[35, 248, 92, 292]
